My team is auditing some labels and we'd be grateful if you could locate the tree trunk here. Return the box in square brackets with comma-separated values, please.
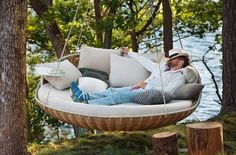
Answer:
[94, 0, 104, 47]
[131, 32, 139, 52]
[129, 0, 161, 53]
[162, 0, 173, 56]
[152, 132, 178, 155]
[221, 0, 236, 113]
[104, 3, 117, 49]
[46, 22, 70, 58]
[104, 1, 118, 49]
[186, 122, 224, 155]
[104, 29, 112, 49]
[0, 1, 27, 154]
[29, 0, 70, 58]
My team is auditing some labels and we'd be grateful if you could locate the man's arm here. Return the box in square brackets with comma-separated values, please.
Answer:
[120, 48, 156, 72]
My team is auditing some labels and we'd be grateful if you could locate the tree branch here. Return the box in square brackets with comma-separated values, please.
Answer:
[138, 2, 152, 19]
[202, 45, 222, 104]
[136, 0, 162, 36]
[127, 0, 135, 14]
[29, 0, 69, 58]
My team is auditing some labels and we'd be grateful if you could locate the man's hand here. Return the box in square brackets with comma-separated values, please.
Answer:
[137, 81, 147, 89]
[120, 47, 129, 55]
[131, 81, 147, 90]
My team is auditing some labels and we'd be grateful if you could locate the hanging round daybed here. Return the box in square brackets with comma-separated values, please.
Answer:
[35, 50, 203, 131]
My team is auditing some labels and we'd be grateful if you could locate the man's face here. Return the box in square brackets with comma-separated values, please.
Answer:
[167, 57, 186, 68]
[167, 57, 180, 67]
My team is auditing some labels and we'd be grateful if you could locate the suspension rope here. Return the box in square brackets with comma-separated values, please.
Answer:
[149, 0, 168, 116]
[45, 2, 81, 105]
[76, 6, 90, 48]
[60, 3, 80, 58]
[175, 23, 184, 49]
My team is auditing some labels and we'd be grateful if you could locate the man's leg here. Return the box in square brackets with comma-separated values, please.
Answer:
[71, 81, 141, 104]
[70, 81, 117, 102]
[88, 86, 132, 100]
[88, 88, 144, 105]
[71, 81, 83, 102]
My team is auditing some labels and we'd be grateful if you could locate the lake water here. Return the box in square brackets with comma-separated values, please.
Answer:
[176, 34, 222, 122]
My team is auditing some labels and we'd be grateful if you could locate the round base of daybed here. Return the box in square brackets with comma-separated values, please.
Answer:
[38, 103, 195, 131]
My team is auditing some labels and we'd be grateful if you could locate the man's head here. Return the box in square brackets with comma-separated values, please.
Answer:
[167, 48, 190, 69]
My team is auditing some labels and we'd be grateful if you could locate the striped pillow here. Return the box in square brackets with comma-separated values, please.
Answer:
[131, 89, 176, 105]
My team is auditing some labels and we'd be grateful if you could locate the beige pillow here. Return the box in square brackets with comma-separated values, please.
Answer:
[182, 66, 199, 83]
[36, 60, 82, 90]
[109, 54, 150, 87]
[174, 83, 204, 100]
[78, 45, 120, 74]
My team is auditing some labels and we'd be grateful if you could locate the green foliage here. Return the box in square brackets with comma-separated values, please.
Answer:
[49, 0, 95, 48]
[173, 0, 222, 38]
[28, 0, 223, 51]
[28, 0, 95, 54]
[28, 0, 164, 50]
[28, 12, 52, 53]
[114, 0, 163, 47]
[26, 74, 45, 143]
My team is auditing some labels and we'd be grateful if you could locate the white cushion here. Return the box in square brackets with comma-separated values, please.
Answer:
[78, 77, 108, 93]
[78, 45, 120, 74]
[37, 84, 193, 117]
[36, 60, 82, 90]
[182, 66, 199, 83]
[109, 54, 150, 87]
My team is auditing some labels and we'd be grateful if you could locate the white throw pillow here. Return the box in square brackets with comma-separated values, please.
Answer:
[78, 44, 120, 74]
[78, 77, 108, 93]
[109, 54, 150, 87]
[182, 66, 199, 83]
[36, 60, 82, 90]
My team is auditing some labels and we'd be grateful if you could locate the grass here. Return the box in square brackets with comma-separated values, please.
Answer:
[28, 112, 236, 155]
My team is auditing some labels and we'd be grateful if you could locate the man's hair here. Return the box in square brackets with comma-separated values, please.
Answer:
[178, 56, 190, 68]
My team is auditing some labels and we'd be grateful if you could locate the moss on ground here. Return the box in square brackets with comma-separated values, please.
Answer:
[28, 112, 236, 155]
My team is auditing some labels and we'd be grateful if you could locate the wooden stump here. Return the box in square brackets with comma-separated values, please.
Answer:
[152, 131, 178, 155]
[186, 122, 224, 155]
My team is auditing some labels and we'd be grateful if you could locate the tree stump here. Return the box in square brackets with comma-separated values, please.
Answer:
[186, 122, 224, 155]
[152, 131, 178, 155]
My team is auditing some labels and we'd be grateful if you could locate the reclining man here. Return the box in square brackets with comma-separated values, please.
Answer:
[71, 48, 190, 105]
